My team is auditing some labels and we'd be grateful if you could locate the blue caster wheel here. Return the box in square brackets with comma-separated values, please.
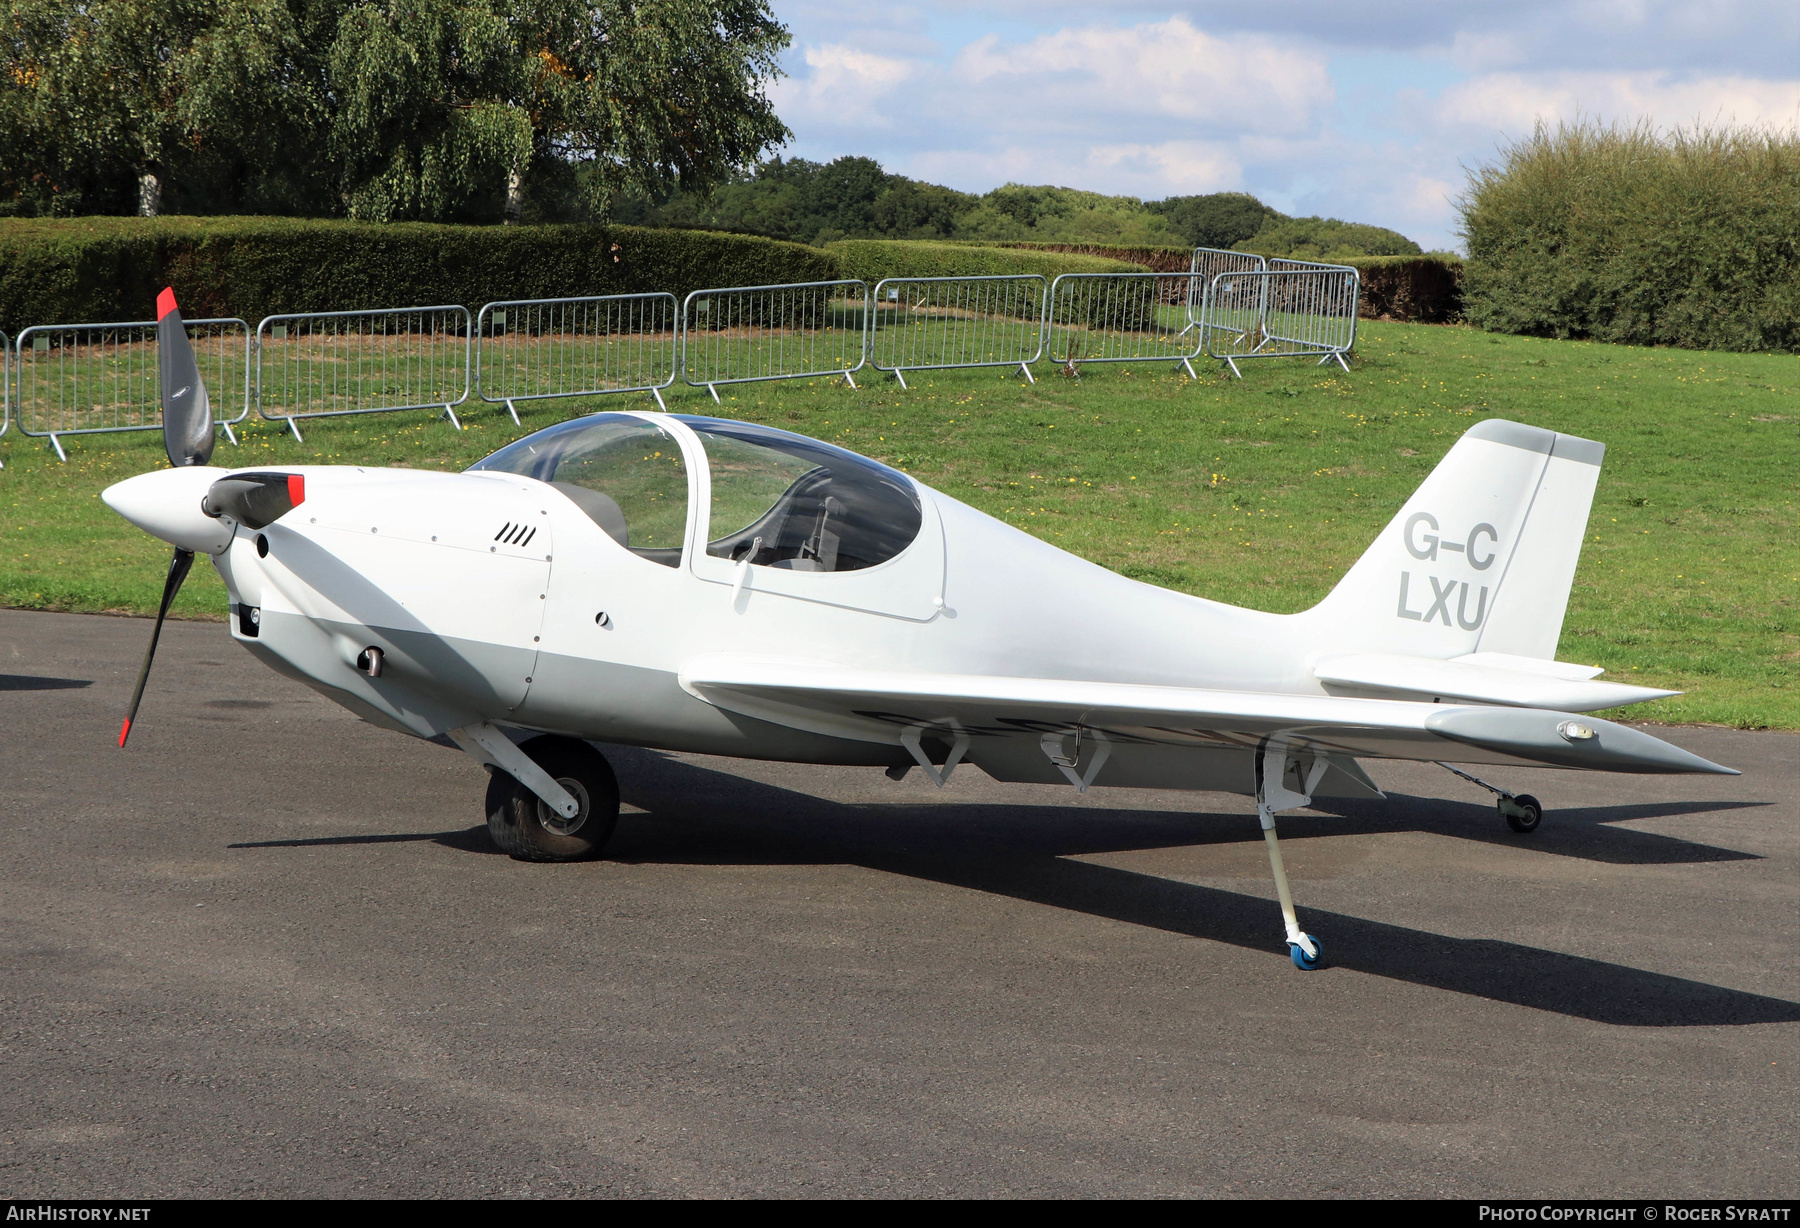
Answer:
[1289, 935, 1324, 971]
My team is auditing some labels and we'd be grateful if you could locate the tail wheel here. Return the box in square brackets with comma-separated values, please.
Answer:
[1500, 793, 1543, 834]
[485, 736, 620, 862]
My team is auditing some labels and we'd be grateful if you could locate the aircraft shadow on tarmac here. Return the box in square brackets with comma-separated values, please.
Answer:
[229, 746, 1796, 1029]
[0, 674, 93, 691]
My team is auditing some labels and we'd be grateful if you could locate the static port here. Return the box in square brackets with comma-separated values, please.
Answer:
[255, 533, 270, 558]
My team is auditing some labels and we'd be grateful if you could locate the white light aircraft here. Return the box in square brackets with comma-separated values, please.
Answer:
[104, 288, 1734, 970]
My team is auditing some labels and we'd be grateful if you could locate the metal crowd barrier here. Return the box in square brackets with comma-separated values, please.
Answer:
[255, 306, 471, 442]
[0, 331, 10, 468]
[1182, 247, 1266, 341]
[1047, 273, 1207, 378]
[681, 279, 868, 402]
[12, 318, 250, 461]
[476, 292, 678, 421]
[1268, 256, 1347, 274]
[867, 275, 1047, 388]
[1204, 266, 1361, 377]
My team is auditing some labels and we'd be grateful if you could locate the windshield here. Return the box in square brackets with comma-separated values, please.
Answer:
[468, 414, 688, 566]
[677, 416, 922, 573]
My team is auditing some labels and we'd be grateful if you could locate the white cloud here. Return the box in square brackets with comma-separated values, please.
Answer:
[1431, 71, 1800, 138]
[811, 1, 1800, 77]
[907, 140, 1244, 199]
[1082, 142, 1245, 194]
[777, 16, 1333, 195]
[947, 19, 1332, 136]
[770, 44, 924, 131]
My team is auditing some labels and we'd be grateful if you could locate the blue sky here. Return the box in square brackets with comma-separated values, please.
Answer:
[764, 1, 1800, 250]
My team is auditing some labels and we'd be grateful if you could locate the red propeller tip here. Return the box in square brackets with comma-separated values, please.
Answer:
[118, 718, 131, 748]
[288, 473, 306, 506]
[156, 287, 178, 321]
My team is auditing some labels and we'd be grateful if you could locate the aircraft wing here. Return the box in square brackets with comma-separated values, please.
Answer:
[1313, 652, 1678, 712]
[679, 656, 1734, 775]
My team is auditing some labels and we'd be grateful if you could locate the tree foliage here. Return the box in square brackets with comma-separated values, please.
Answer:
[619, 163, 1434, 259]
[1145, 192, 1278, 249]
[0, 0, 791, 221]
[1460, 118, 1800, 352]
[1234, 215, 1421, 261]
[620, 160, 1206, 246]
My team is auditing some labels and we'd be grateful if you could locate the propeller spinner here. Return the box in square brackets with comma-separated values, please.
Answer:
[119, 288, 215, 747]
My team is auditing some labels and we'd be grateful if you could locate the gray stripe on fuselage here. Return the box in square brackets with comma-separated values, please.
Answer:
[242, 611, 534, 737]
[518, 651, 904, 766]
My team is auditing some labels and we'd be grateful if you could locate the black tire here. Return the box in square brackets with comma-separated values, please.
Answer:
[1502, 793, 1544, 834]
[485, 736, 620, 862]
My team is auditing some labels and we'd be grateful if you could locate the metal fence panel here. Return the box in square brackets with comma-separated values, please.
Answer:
[476, 292, 678, 421]
[255, 305, 471, 441]
[1204, 268, 1361, 377]
[1047, 273, 1207, 377]
[868, 275, 1047, 387]
[1184, 247, 1268, 341]
[13, 318, 250, 460]
[1267, 256, 1353, 274]
[681, 280, 868, 401]
[0, 330, 10, 446]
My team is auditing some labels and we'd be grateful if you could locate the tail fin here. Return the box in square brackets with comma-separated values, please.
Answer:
[1307, 419, 1603, 661]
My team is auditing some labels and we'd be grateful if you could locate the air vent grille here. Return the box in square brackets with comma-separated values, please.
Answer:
[494, 521, 538, 548]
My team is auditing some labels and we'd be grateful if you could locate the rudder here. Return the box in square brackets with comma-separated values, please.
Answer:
[1305, 419, 1604, 661]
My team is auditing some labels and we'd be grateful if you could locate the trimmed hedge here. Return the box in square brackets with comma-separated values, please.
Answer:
[1351, 256, 1463, 324]
[824, 239, 1144, 284]
[981, 241, 1466, 323]
[0, 219, 1468, 335]
[972, 241, 1192, 273]
[1461, 122, 1800, 352]
[0, 217, 839, 333]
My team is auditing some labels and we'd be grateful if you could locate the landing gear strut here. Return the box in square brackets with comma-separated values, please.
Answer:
[448, 724, 622, 861]
[484, 735, 621, 861]
[1437, 762, 1543, 834]
[1256, 736, 1328, 970]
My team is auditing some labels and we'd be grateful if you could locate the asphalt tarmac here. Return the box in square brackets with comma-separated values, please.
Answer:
[1, 608, 1795, 1198]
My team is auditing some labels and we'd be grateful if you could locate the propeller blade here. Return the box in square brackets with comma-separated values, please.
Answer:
[157, 287, 214, 468]
[119, 547, 195, 748]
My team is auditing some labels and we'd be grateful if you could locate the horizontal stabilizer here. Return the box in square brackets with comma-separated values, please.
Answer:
[1314, 652, 1677, 712]
[1452, 652, 1604, 682]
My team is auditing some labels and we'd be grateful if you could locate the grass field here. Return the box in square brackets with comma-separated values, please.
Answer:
[2, 319, 1796, 728]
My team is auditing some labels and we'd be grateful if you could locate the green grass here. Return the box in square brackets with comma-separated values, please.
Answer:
[3, 320, 1797, 728]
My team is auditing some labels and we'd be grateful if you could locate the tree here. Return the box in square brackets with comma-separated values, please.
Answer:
[0, 0, 309, 215]
[1234, 216, 1421, 260]
[0, 0, 792, 222]
[1147, 192, 1282, 249]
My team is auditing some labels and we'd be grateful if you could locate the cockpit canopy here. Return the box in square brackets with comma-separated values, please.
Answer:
[467, 413, 922, 573]
[468, 415, 688, 565]
[678, 416, 921, 573]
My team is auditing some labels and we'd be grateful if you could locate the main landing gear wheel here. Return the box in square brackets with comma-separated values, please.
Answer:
[1289, 934, 1324, 971]
[1500, 793, 1543, 834]
[485, 735, 620, 862]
